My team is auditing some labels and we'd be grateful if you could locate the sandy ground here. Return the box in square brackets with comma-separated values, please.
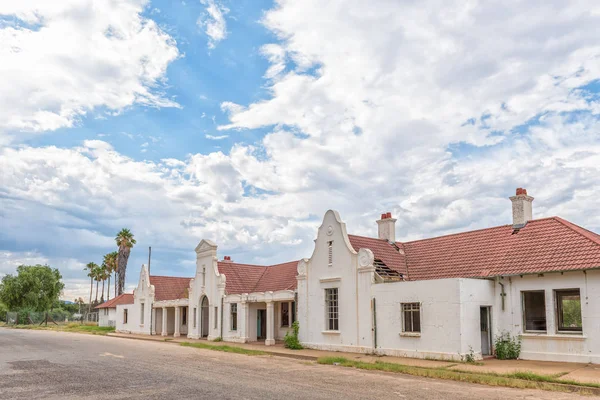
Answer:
[0, 328, 591, 400]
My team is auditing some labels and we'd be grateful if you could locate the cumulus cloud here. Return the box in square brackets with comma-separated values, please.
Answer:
[0, 0, 180, 142]
[1, 0, 600, 295]
[205, 134, 229, 140]
[197, 0, 229, 49]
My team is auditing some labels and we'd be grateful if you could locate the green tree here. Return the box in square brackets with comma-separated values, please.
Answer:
[0, 265, 64, 312]
[115, 229, 136, 296]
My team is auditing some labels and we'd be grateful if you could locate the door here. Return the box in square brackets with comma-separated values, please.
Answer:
[480, 307, 492, 356]
[201, 296, 209, 338]
[257, 309, 266, 340]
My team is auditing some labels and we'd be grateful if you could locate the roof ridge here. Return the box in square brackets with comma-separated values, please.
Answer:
[149, 275, 192, 279]
[398, 216, 560, 245]
[553, 216, 600, 248]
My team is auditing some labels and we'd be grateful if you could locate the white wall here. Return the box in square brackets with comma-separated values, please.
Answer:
[115, 265, 153, 334]
[187, 240, 224, 340]
[372, 279, 463, 359]
[298, 210, 374, 353]
[496, 270, 600, 363]
[98, 308, 116, 327]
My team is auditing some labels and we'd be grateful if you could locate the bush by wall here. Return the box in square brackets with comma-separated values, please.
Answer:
[495, 331, 522, 360]
[284, 321, 303, 350]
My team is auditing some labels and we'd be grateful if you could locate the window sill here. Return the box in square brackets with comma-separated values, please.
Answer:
[321, 330, 341, 335]
[520, 333, 586, 341]
[399, 332, 421, 338]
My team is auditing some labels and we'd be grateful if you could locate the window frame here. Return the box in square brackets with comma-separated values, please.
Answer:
[325, 288, 339, 331]
[401, 302, 421, 333]
[555, 289, 583, 333]
[182, 306, 187, 326]
[522, 290, 547, 333]
[230, 303, 238, 331]
[281, 302, 290, 327]
[123, 308, 128, 324]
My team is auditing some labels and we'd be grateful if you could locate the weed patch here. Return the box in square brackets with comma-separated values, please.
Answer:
[180, 342, 266, 356]
[318, 357, 599, 394]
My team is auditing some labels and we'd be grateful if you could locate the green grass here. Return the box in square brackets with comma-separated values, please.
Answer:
[180, 341, 267, 356]
[5, 323, 115, 335]
[317, 357, 599, 394]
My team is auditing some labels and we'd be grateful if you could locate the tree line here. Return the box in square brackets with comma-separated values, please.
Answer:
[0, 228, 137, 320]
[84, 228, 136, 312]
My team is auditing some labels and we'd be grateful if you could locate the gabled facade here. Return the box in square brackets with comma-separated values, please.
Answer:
[115, 188, 600, 364]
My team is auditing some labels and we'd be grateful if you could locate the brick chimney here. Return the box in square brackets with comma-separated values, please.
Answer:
[509, 188, 534, 228]
[376, 212, 396, 242]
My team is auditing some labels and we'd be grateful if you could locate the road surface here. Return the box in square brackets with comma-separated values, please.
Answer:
[0, 329, 588, 399]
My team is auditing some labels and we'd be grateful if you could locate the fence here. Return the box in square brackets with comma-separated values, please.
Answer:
[4, 310, 98, 325]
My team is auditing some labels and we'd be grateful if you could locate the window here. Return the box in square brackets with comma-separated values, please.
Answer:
[140, 303, 144, 325]
[556, 289, 582, 332]
[230, 304, 238, 331]
[328, 241, 333, 267]
[202, 266, 206, 286]
[193, 308, 197, 328]
[104, 309, 108, 316]
[214, 306, 218, 329]
[401, 303, 421, 333]
[291, 301, 296, 323]
[182, 307, 187, 326]
[281, 302, 289, 327]
[325, 288, 339, 331]
[522, 291, 546, 332]
[123, 309, 128, 324]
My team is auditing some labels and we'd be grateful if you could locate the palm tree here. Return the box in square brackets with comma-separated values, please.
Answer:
[115, 229, 136, 296]
[99, 266, 108, 303]
[93, 265, 101, 304]
[103, 251, 118, 301]
[84, 262, 98, 313]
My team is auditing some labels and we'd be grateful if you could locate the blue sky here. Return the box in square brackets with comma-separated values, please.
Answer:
[1, 0, 599, 300]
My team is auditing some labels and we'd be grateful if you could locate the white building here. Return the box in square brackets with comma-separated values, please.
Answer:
[112, 188, 600, 363]
[96, 293, 133, 327]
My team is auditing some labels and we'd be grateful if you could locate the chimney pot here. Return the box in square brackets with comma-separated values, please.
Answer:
[381, 213, 387, 220]
[386, 212, 392, 218]
[224, 256, 231, 261]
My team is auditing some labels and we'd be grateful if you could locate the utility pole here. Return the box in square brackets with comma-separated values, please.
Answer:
[148, 246, 151, 275]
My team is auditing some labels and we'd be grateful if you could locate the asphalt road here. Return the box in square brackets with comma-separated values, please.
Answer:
[0, 329, 589, 400]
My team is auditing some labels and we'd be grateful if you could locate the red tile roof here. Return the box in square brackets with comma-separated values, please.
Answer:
[349, 216, 600, 281]
[95, 293, 134, 309]
[150, 276, 192, 301]
[401, 217, 600, 280]
[218, 260, 299, 295]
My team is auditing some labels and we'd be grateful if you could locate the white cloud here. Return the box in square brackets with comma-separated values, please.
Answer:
[205, 134, 229, 140]
[0, 0, 180, 142]
[197, 0, 229, 49]
[1, 0, 600, 298]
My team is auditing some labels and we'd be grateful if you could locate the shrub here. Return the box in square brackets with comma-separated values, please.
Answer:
[284, 321, 303, 350]
[463, 346, 476, 363]
[495, 331, 521, 360]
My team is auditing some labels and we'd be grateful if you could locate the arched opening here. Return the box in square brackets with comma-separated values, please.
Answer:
[200, 296, 209, 338]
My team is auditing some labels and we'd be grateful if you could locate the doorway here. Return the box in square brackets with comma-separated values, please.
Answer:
[201, 296, 209, 338]
[480, 306, 492, 356]
[257, 309, 266, 340]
